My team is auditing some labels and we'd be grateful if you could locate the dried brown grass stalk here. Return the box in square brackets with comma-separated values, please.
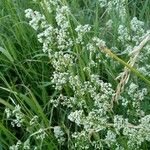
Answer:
[113, 32, 150, 104]
[100, 31, 150, 108]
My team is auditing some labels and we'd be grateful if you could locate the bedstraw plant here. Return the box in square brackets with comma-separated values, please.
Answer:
[0, 0, 150, 150]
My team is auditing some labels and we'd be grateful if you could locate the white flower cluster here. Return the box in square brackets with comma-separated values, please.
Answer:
[25, 9, 46, 31]
[25, 1, 150, 149]
[130, 18, 145, 44]
[68, 75, 83, 93]
[35, 128, 47, 140]
[105, 130, 117, 147]
[55, 6, 73, 50]
[127, 82, 147, 101]
[113, 114, 150, 149]
[68, 110, 84, 126]
[50, 93, 86, 108]
[9, 140, 30, 150]
[55, 6, 70, 28]
[117, 17, 150, 79]
[9, 140, 22, 150]
[92, 37, 106, 48]
[118, 25, 131, 43]
[66, 75, 116, 146]
[123, 115, 150, 148]
[114, 115, 128, 133]
[25, 8, 54, 54]
[37, 25, 54, 53]
[53, 126, 65, 144]
[86, 42, 97, 54]
[5, 105, 24, 127]
[75, 24, 91, 44]
[140, 115, 150, 141]
[72, 131, 90, 150]
[40, 0, 60, 13]
[107, 0, 127, 22]
[51, 71, 70, 90]
[51, 68, 115, 147]
[125, 82, 148, 117]
[51, 51, 74, 71]
[118, 17, 146, 54]
[83, 109, 108, 132]
[131, 17, 144, 33]
[25, 3, 73, 55]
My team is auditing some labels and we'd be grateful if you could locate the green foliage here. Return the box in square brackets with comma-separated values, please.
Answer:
[0, 0, 150, 150]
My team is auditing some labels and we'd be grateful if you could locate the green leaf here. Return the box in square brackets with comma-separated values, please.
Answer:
[0, 47, 14, 62]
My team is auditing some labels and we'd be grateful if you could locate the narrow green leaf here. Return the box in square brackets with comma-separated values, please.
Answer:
[0, 47, 14, 62]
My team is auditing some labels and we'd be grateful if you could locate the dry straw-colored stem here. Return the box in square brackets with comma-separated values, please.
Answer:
[100, 32, 150, 108]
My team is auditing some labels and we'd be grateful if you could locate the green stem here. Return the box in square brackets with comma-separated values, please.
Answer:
[101, 47, 150, 86]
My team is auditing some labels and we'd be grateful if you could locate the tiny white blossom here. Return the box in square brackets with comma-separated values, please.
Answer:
[36, 128, 47, 140]
[53, 126, 65, 144]
[68, 110, 84, 125]
[92, 37, 106, 47]
[75, 24, 91, 44]
[105, 130, 117, 147]
[5, 108, 11, 119]
[9, 140, 22, 150]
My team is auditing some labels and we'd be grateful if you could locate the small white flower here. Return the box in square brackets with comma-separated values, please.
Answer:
[36, 128, 47, 140]
[25, 9, 46, 30]
[131, 17, 144, 33]
[105, 130, 117, 147]
[68, 110, 84, 125]
[92, 37, 106, 47]
[53, 126, 65, 144]
[75, 24, 91, 44]
[9, 140, 22, 150]
[5, 108, 11, 119]
[114, 115, 126, 133]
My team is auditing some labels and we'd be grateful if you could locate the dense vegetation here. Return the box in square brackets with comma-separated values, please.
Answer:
[0, 0, 150, 149]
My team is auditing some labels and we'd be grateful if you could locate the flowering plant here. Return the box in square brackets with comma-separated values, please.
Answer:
[1, 0, 150, 149]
